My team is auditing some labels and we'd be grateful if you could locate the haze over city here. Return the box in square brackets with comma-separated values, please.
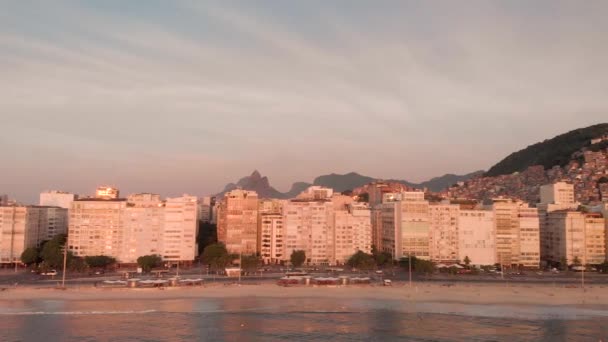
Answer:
[2, 1, 607, 203]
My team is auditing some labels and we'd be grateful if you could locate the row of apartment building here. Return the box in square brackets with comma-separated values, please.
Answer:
[216, 187, 373, 265]
[217, 182, 608, 268]
[0, 188, 201, 265]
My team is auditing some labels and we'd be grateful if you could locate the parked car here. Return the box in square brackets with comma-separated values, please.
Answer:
[383, 279, 392, 286]
[41, 270, 58, 276]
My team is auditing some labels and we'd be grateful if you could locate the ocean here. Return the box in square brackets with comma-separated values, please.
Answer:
[1, 297, 607, 341]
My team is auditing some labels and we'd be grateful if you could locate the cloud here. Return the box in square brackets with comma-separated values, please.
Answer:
[1, 1, 607, 202]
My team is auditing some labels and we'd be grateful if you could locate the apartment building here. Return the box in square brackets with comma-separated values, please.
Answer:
[39, 191, 77, 209]
[458, 210, 496, 266]
[259, 213, 284, 264]
[216, 189, 259, 255]
[380, 192, 430, 260]
[538, 182, 579, 264]
[333, 202, 372, 264]
[162, 195, 199, 262]
[544, 211, 606, 265]
[68, 193, 199, 263]
[68, 198, 127, 260]
[284, 198, 333, 265]
[0, 205, 68, 264]
[428, 203, 460, 263]
[492, 199, 540, 268]
[121, 194, 164, 263]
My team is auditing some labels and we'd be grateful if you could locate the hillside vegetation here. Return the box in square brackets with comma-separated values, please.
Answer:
[485, 123, 608, 177]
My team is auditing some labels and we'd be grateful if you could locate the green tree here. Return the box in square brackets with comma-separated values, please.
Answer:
[84, 255, 117, 269]
[68, 255, 87, 272]
[201, 243, 234, 272]
[572, 256, 582, 266]
[241, 254, 262, 273]
[137, 254, 162, 272]
[598, 261, 608, 273]
[347, 251, 376, 270]
[464, 256, 471, 267]
[40, 234, 67, 268]
[290, 250, 306, 267]
[559, 257, 568, 271]
[399, 256, 435, 274]
[21, 247, 40, 266]
[371, 245, 393, 267]
[357, 193, 369, 203]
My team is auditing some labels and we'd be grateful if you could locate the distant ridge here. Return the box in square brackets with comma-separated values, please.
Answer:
[216, 170, 483, 199]
[485, 123, 608, 177]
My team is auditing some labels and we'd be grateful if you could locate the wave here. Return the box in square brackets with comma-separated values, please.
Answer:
[0, 309, 157, 316]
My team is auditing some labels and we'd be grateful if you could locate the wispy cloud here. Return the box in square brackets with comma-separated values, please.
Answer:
[1, 1, 607, 201]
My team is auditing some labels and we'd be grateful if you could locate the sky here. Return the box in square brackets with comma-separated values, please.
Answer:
[1, 1, 607, 203]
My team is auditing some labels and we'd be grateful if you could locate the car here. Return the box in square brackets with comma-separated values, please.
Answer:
[41, 270, 58, 276]
[375, 270, 383, 274]
[383, 279, 392, 286]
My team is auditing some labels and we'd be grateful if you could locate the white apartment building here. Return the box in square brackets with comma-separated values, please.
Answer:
[538, 182, 579, 264]
[68, 194, 199, 263]
[162, 195, 199, 262]
[540, 182, 575, 205]
[333, 202, 372, 264]
[259, 213, 284, 264]
[122, 194, 165, 263]
[380, 192, 430, 260]
[216, 190, 259, 255]
[39, 191, 77, 209]
[518, 207, 541, 267]
[284, 199, 333, 265]
[458, 210, 496, 266]
[492, 199, 540, 268]
[68, 199, 127, 260]
[429, 203, 460, 263]
[0, 206, 69, 264]
[545, 211, 606, 265]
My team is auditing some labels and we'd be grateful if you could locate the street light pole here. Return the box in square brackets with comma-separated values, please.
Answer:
[239, 250, 242, 285]
[408, 252, 412, 287]
[61, 245, 68, 288]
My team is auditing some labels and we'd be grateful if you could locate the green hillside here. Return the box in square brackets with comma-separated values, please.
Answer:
[485, 123, 608, 177]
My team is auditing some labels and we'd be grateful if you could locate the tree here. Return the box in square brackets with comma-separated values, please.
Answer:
[464, 256, 471, 267]
[559, 257, 568, 271]
[137, 255, 162, 272]
[40, 234, 67, 269]
[347, 251, 376, 270]
[68, 255, 87, 272]
[84, 255, 117, 269]
[399, 256, 435, 274]
[290, 250, 306, 267]
[572, 256, 582, 266]
[241, 254, 262, 273]
[357, 193, 369, 203]
[371, 246, 393, 267]
[21, 247, 40, 266]
[201, 243, 234, 272]
[598, 261, 608, 273]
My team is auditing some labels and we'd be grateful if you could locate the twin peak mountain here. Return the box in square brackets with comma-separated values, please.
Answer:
[217, 169, 483, 199]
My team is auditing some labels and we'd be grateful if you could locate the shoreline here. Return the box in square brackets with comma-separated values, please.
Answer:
[1, 282, 607, 307]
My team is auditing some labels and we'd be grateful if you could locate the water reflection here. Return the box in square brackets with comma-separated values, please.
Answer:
[0, 297, 607, 341]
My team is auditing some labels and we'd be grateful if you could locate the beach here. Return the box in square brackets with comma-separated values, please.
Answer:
[2, 282, 607, 307]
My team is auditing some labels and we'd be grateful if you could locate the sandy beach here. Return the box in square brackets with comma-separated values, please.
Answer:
[1, 282, 607, 307]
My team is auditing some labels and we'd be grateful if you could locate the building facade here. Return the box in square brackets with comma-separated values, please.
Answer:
[458, 210, 496, 266]
[216, 190, 259, 255]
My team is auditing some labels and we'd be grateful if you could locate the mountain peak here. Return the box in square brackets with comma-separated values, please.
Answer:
[250, 170, 262, 179]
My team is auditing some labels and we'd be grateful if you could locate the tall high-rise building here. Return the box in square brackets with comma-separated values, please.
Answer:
[122, 194, 165, 263]
[544, 211, 606, 265]
[216, 190, 259, 255]
[0, 194, 8, 206]
[39, 191, 77, 209]
[68, 198, 127, 260]
[333, 202, 372, 264]
[162, 195, 199, 262]
[284, 198, 333, 265]
[538, 182, 579, 264]
[458, 210, 496, 266]
[68, 194, 199, 263]
[380, 192, 430, 260]
[429, 203, 460, 263]
[259, 213, 284, 264]
[492, 199, 540, 268]
[0, 206, 68, 264]
[198, 196, 214, 223]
